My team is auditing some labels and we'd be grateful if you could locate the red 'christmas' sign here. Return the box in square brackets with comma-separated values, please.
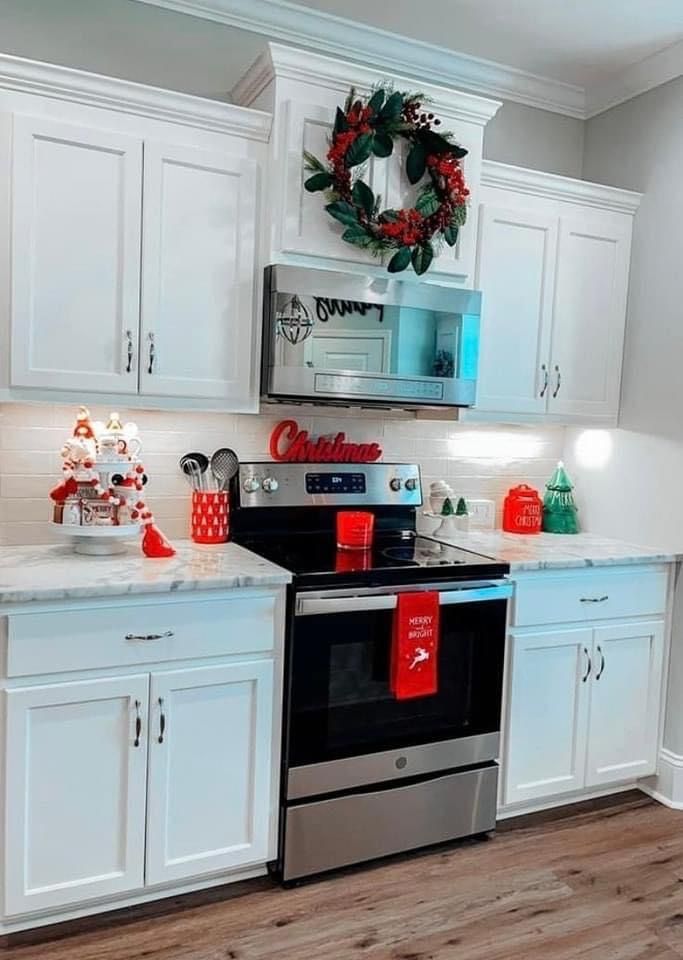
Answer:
[269, 419, 383, 463]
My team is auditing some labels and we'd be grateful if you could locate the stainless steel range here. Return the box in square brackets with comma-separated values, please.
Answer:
[231, 461, 511, 883]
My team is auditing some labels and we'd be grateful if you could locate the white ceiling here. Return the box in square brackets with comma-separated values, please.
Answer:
[0, 0, 681, 117]
[292, 0, 683, 87]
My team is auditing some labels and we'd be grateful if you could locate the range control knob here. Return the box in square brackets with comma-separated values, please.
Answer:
[405, 478, 418, 491]
[243, 477, 261, 493]
[262, 477, 279, 493]
[389, 478, 403, 491]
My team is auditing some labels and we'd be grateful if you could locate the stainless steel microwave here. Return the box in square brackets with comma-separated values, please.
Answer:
[261, 265, 481, 410]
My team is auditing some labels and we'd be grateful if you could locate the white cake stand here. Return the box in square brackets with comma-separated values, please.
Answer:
[53, 523, 141, 556]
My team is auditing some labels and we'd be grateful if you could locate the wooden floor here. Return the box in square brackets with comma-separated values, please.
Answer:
[8, 793, 683, 959]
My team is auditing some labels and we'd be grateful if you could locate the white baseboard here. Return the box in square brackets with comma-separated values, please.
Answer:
[639, 749, 683, 810]
[496, 782, 637, 820]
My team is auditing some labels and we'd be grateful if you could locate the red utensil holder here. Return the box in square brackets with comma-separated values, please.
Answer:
[191, 491, 229, 544]
[336, 510, 375, 551]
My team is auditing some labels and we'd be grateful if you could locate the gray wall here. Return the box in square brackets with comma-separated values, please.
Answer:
[561, 76, 683, 754]
[484, 100, 584, 178]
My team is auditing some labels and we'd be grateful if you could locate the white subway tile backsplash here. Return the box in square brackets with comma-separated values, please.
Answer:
[0, 402, 565, 545]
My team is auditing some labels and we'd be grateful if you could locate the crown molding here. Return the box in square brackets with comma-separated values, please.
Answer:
[482, 159, 642, 215]
[586, 38, 683, 118]
[0, 53, 272, 141]
[134, 0, 586, 118]
[233, 43, 503, 126]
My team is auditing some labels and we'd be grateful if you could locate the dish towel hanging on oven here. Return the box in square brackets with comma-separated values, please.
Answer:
[391, 591, 440, 699]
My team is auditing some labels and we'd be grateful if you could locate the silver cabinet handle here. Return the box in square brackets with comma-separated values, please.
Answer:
[147, 332, 156, 374]
[552, 364, 562, 398]
[125, 630, 174, 641]
[596, 645, 605, 680]
[158, 697, 166, 744]
[539, 364, 549, 398]
[133, 699, 142, 747]
[582, 647, 592, 682]
[580, 596, 608, 603]
[125, 329, 134, 373]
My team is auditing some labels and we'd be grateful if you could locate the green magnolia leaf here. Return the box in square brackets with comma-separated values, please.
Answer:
[342, 225, 372, 248]
[345, 132, 374, 168]
[304, 172, 333, 193]
[406, 142, 427, 184]
[380, 208, 400, 222]
[443, 223, 459, 247]
[412, 241, 434, 276]
[415, 187, 440, 216]
[333, 106, 349, 134]
[451, 204, 468, 227]
[325, 201, 359, 227]
[387, 246, 412, 273]
[380, 91, 404, 120]
[303, 150, 326, 173]
[367, 88, 386, 114]
[352, 179, 375, 217]
[418, 130, 468, 159]
[372, 133, 393, 158]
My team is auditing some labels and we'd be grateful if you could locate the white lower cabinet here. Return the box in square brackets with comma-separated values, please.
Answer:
[145, 661, 274, 885]
[504, 618, 665, 808]
[1, 589, 283, 927]
[505, 627, 591, 805]
[585, 621, 664, 787]
[5, 675, 149, 916]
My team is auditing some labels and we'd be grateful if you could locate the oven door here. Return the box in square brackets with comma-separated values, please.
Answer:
[286, 582, 511, 799]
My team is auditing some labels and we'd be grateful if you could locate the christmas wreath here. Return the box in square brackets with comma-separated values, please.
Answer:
[304, 87, 469, 276]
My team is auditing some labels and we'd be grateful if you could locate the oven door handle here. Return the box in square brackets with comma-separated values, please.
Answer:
[296, 584, 512, 616]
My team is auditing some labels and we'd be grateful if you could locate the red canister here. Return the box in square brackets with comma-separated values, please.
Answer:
[502, 484, 543, 535]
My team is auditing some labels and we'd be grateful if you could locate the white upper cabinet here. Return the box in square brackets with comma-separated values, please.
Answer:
[475, 205, 557, 414]
[550, 214, 632, 420]
[233, 43, 501, 283]
[139, 142, 258, 402]
[4, 92, 269, 410]
[473, 162, 641, 425]
[11, 116, 142, 393]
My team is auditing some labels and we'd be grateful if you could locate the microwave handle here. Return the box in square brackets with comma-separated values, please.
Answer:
[296, 583, 512, 616]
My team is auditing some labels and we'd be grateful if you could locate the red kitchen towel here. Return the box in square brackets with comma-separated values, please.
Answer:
[390, 592, 440, 700]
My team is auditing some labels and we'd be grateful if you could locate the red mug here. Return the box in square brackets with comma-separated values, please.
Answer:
[336, 511, 375, 551]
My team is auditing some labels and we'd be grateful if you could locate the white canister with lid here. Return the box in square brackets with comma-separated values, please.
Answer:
[429, 480, 454, 516]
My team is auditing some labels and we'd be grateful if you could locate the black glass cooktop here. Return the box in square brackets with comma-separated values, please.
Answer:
[236, 530, 509, 589]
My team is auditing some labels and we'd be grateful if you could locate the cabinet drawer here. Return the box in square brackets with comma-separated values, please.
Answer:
[512, 568, 667, 627]
[7, 594, 277, 677]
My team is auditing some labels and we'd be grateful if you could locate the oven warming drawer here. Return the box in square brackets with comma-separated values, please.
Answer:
[287, 731, 499, 800]
[283, 764, 497, 881]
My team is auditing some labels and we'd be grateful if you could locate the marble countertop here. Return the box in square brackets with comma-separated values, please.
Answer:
[0, 541, 291, 604]
[423, 527, 679, 572]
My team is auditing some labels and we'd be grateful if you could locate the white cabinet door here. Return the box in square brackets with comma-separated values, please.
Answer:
[280, 101, 391, 265]
[5, 675, 148, 916]
[139, 142, 259, 404]
[145, 660, 274, 885]
[11, 115, 142, 393]
[474, 204, 557, 414]
[585, 620, 664, 788]
[549, 214, 632, 420]
[504, 627, 592, 806]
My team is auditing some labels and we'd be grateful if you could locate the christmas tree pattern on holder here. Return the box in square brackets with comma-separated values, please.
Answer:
[542, 461, 579, 534]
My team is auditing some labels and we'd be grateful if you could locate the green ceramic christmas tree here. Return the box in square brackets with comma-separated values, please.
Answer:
[542, 461, 579, 534]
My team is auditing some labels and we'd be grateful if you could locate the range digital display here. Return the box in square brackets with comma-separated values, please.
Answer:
[305, 472, 366, 494]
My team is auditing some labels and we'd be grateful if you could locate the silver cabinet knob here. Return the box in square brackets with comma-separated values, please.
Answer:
[243, 477, 261, 493]
[389, 478, 402, 491]
[262, 477, 279, 493]
[405, 478, 418, 491]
